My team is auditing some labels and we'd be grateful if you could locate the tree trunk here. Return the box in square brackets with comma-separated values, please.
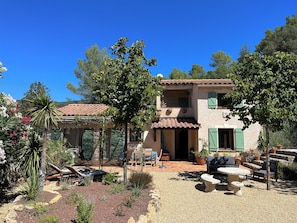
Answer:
[123, 123, 128, 184]
[265, 125, 271, 190]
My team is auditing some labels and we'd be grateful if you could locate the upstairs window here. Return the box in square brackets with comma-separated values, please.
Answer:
[217, 93, 231, 108]
[208, 92, 241, 109]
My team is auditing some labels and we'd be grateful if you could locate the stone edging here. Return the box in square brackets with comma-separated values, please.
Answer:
[4, 189, 62, 223]
[127, 188, 161, 223]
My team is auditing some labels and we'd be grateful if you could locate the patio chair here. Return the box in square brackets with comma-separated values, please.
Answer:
[144, 148, 153, 166]
[253, 160, 278, 182]
[154, 149, 163, 166]
[133, 150, 143, 166]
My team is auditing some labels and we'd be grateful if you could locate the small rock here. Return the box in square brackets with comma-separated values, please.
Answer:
[49, 194, 62, 204]
[137, 215, 147, 223]
[127, 217, 136, 223]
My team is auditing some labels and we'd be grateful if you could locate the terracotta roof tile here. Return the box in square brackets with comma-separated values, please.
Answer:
[161, 79, 234, 86]
[58, 104, 109, 116]
[151, 117, 200, 129]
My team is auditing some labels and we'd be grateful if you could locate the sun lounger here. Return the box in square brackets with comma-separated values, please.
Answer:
[65, 166, 107, 184]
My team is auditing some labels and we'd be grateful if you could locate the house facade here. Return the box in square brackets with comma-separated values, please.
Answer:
[140, 79, 262, 160]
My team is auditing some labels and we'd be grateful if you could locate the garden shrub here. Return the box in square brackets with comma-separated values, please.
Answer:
[38, 215, 59, 223]
[47, 139, 73, 175]
[76, 196, 94, 223]
[278, 162, 297, 180]
[128, 171, 152, 189]
[102, 172, 118, 185]
[21, 168, 39, 200]
[108, 183, 126, 194]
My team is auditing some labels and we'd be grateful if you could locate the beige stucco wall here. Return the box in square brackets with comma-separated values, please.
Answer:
[197, 87, 262, 150]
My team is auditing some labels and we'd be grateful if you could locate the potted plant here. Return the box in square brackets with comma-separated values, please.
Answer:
[193, 149, 209, 165]
[253, 149, 261, 160]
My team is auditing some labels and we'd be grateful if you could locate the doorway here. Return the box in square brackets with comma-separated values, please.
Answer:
[175, 129, 188, 160]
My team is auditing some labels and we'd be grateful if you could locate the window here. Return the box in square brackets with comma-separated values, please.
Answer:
[208, 92, 241, 109]
[218, 129, 234, 149]
[217, 93, 231, 108]
[208, 128, 244, 151]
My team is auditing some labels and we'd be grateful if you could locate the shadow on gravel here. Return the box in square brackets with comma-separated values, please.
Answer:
[272, 180, 297, 195]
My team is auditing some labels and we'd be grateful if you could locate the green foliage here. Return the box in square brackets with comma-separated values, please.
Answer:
[25, 86, 60, 188]
[256, 15, 297, 55]
[227, 52, 297, 132]
[80, 175, 93, 186]
[60, 183, 70, 190]
[0, 93, 31, 188]
[189, 64, 206, 79]
[67, 192, 95, 223]
[257, 130, 266, 151]
[99, 195, 108, 201]
[108, 183, 126, 194]
[47, 139, 73, 170]
[20, 132, 42, 177]
[193, 148, 209, 158]
[278, 162, 297, 180]
[92, 37, 163, 129]
[67, 45, 110, 103]
[102, 172, 118, 185]
[92, 37, 163, 183]
[19, 82, 50, 118]
[82, 130, 94, 160]
[130, 186, 142, 197]
[206, 51, 235, 79]
[76, 196, 94, 223]
[169, 68, 190, 79]
[128, 172, 152, 189]
[67, 192, 82, 206]
[38, 215, 59, 223]
[21, 168, 39, 200]
[32, 202, 49, 216]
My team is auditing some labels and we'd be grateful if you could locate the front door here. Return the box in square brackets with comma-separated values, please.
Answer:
[175, 129, 188, 160]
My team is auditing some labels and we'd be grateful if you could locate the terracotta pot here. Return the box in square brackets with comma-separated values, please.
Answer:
[166, 108, 172, 115]
[195, 156, 206, 165]
[276, 145, 283, 150]
[254, 155, 260, 160]
[270, 148, 276, 154]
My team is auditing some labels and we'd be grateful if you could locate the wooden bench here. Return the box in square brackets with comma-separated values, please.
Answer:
[201, 173, 220, 192]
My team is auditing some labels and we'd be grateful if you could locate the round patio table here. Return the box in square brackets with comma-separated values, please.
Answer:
[217, 167, 251, 190]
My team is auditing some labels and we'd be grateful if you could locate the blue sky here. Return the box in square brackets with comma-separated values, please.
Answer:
[1, 0, 296, 102]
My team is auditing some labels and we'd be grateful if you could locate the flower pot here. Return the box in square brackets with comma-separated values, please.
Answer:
[270, 148, 276, 154]
[254, 155, 260, 160]
[276, 144, 282, 150]
[195, 156, 206, 165]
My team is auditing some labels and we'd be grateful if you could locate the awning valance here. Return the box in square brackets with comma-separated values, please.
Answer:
[151, 117, 200, 129]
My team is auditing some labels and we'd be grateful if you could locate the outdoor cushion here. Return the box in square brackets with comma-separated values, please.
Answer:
[207, 156, 236, 173]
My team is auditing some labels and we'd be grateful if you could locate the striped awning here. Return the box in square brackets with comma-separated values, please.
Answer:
[151, 117, 200, 129]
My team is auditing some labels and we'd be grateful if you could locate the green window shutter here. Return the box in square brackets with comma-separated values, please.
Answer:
[51, 129, 61, 140]
[235, 128, 244, 151]
[208, 128, 218, 151]
[208, 92, 217, 109]
[82, 129, 94, 160]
